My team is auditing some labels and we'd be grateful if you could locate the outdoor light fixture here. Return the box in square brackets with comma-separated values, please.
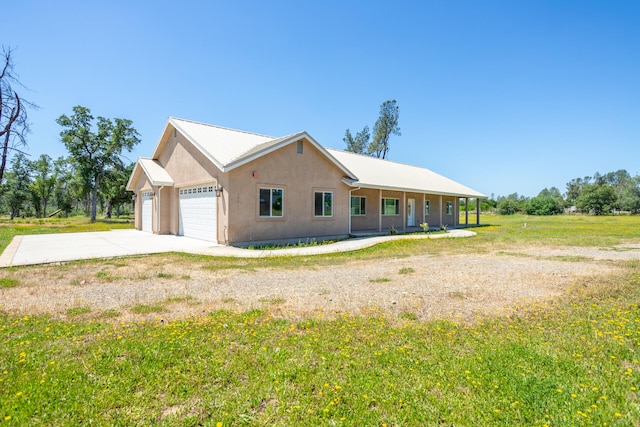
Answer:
[215, 184, 223, 197]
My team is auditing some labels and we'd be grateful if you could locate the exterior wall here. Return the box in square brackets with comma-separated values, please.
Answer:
[350, 188, 380, 231]
[129, 174, 155, 232]
[225, 139, 350, 244]
[157, 129, 227, 239]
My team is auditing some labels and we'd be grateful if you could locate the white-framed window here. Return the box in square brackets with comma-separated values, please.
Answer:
[296, 140, 303, 154]
[425, 200, 430, 216]
[446, 201, 453, 215]
[259, 188, 284, 217]
[382, 198, 400, 215]
[314, 191, 333, 217]
[350, 196, 366, 216]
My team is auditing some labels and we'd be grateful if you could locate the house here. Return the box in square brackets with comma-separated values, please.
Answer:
[126, 117, 486, 245]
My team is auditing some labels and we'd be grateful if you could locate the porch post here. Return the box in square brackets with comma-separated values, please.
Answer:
[378, 189, 383, 232]
[465, 197, 469, 226]
[439, 195, 443, 228]
[402, 192, 406, 232]
[476, 198, 481, 225]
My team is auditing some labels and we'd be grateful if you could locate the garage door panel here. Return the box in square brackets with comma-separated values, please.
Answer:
[141, 192, 152, 233]
[179, 185, 217, 243]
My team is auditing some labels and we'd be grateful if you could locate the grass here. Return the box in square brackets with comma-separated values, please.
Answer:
[1, 214, 640, 425]
[0, 277, 18, 288]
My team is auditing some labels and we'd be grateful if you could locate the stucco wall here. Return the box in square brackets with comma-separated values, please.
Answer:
[226, 140, 350, 244]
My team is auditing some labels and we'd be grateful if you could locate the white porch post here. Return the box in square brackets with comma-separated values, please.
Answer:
[378, 189, 383, 232]
[439, 195, 443, 228]
[402, 192, 406, 232]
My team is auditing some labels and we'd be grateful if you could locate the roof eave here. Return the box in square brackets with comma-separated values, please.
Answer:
[350, 182, 485, 198]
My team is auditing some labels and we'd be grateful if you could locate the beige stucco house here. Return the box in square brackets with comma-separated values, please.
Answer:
[126, 117, 486, 246]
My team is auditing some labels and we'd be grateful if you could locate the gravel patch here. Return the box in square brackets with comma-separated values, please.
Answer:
[2, 244, 634, 323]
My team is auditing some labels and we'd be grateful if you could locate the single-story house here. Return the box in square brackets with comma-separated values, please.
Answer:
[126, 117, 486, 245]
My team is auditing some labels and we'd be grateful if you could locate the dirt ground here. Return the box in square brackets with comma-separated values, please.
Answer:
[1, 243, 638, 323]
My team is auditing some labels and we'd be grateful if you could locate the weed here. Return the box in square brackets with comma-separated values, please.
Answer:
[66, 306, 91, 316]
[369, 277, 391, 283]
[156, 272, 174, 279]
[399, 267, 415, 274]
[131, 304, 166, 314]
[0, 277, 18, 288]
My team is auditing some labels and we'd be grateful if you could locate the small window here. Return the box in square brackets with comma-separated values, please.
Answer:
[382, 198, 400, 215]
[259, 188, 284, 217]
[297, 140, 303, 154]
[425, 200, 430, 216]
[314, 191, 333, 217]
[446, 201, 453, 215]
[350, 196, 366, 215]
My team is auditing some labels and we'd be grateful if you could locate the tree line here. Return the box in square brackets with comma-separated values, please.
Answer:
[490, 169, 640, 215]
[0, 47, 139, 221]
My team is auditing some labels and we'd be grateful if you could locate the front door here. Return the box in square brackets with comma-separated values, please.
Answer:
[407, 198, 415, 227]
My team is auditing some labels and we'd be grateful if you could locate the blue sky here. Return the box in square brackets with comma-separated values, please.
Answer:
[3, 0, 639, 198]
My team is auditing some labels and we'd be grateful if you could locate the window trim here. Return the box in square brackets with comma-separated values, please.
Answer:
[314, 191, 333, 218]
[296, 140, 303, 154]
[259, 187, 284, 218]
[446, 201, 453, 215]
[350, 196, 366, 216]
[381, 198, 400, 216]
[425, 199, 430, 216]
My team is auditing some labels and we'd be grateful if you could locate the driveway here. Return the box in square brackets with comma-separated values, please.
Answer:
[0, 230, 219, 267]
[0, 229, 476, 267]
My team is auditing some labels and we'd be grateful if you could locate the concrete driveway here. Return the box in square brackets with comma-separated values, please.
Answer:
[0, 230, 220, 267]
[0, 229, 476, 267]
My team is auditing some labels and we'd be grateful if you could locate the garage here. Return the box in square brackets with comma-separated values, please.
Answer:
[179, 185, 218, 243]
[141, 191, 153, 233]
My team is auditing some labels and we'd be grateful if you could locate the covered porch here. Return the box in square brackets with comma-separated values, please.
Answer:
[348, 187, 483, 235]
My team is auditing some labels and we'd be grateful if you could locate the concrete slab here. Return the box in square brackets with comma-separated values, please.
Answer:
[0, 230, 220, 267]
[0, 229, 476, 267]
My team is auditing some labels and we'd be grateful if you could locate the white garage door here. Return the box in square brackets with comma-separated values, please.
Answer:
[141, 191, 153, 233]
[179, 185, 218, 243]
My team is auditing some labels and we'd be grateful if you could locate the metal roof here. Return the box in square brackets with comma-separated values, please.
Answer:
[327, 149, 486, 198]
[137, 117, 484, 198]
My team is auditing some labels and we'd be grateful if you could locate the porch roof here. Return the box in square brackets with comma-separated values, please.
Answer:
[327, 149, 486, 198]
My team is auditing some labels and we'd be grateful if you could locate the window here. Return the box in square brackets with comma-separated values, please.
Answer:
[446, 201, 453, 215]
[382, 198, 400, 215]
[296, 140, 303, 154]
[314, 191, 333, 217]
[425, 200, 430, 216]
[350, 196, 366, 215]
[259, 188, 283, 217]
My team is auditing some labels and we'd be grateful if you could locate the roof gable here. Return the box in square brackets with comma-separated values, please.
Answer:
[151, 117, 356, 178]
[126, 158, 174, 190]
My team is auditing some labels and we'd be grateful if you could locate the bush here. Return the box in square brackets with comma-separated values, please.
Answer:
[524, 196, 564, 215]
[497, 199, 520, 215]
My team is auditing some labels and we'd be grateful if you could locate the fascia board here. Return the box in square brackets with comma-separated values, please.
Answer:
[352, 182, 486, 198]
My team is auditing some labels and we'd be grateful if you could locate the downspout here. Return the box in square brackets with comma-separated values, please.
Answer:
[348, 187, 361, 236]
[157, 186, 164, 234]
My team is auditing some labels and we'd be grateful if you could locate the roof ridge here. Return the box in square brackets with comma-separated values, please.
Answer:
[169, 116, 276, 140]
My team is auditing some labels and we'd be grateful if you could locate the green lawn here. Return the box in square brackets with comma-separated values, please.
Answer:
[1, 214, 639, 426]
